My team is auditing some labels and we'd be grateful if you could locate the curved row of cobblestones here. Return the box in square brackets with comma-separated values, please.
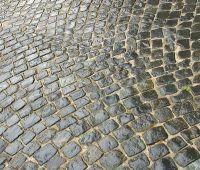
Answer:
[0, 0, 200, 169]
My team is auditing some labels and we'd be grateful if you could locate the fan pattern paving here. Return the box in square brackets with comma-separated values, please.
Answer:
[0, 0, 200, 169]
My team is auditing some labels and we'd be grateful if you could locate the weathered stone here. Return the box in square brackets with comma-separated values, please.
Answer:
[138, 79, 154, 92]
[32, 122, 46, 134]
[23, 141, 40, 156]
[34, 144, 57, 165]
[44, 115, 60, 126]
[83, 145, 103, 164]
[154, 107, 173, 122]
[21, 131, 35, 144]
[118, 114, 134, 125]
[98, 119, 118, 134]
[47, 154, 64, 170]
[37, 128, 56, 143]
[143, 126, 168, 145]
[148, 143, 169, 161]
[63, 141, 81, 158]
[107, 103, 126, 117]
[167, 136, 187, 152]
[100, 150, 125, 168]
[122, 136, 146, 156]
[88, 110, 109, 127]
[74, 108, 90, 119]
[120, 87, 139, 99]
[79, 130, 101, 145]
[0, 1, 200, 168]
[104, 94, 119, 105]
[123, 96, 142, 109]
[133, 103, 152, 116]
[70, 120, 89, 136]
[129, 153, 150, 170]
[58, 116, 76, 130]
[22, 114, 40, 129]
[172, 101, 194, 116]
[5, 141, 23, 155]
[6, 115, 19, 127]
[175, 147, 200, 167]
[59, 75, 76, 87]
[87, 164, 103, 170]
[184, 111, 200, 126]
[98, 135, 118, 152]
[10, 153, 27, 169]
[131, 114, 156, 132]
[21, 161, 38, 170]
[74, 96, 90, 108]
[159, 84, 177, 96]
[152, 98, 170, 109]
[113, 125, 134, 142]
[67, 156, 87, 170]
[3, 125, 23, 142]
[164, 118, 188, 135]
[181, 126, 200, 142]
[54, 97, 70, 109]
[0, 139, 7, 153]
[153, 157, 178, 170]
[53, 130, 71, 147]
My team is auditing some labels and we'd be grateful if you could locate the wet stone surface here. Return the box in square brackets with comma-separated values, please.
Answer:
[0, 0, 200, 169]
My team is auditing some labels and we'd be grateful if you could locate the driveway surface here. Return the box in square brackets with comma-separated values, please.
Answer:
[0, 0, 200, 169]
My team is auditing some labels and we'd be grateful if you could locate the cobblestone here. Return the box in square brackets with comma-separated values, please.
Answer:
[34, 144, 57, 165]
[0, 0, 200, 169]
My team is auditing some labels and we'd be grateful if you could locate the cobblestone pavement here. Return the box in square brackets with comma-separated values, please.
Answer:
[0, 0, 200, 169]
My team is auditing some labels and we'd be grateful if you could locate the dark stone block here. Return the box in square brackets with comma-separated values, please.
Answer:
[122, 136, 146, 156]
[164, 118, 188, 135]
[148, 143, 169, 161]
[175, 147, 200, 167]
[143, 126, 168, 145]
